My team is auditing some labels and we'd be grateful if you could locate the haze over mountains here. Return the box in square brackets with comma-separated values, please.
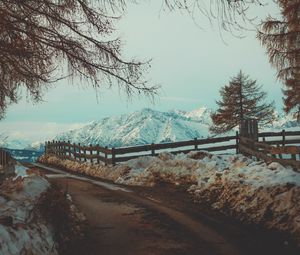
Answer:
[2, 107, 299, 151]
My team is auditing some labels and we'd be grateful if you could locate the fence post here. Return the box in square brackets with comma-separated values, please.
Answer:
[282, 129, 286, 147]
[84, 146, 87, 162]
[90, 144, 93, 164]
[96, 145, 100, 165]
[59, 141, 62, 157]
[194, 138, 198, 150]
[73, 143, 77, 161]
[66, 141, 70, 158]
[4, 152, 7, 166]
[151, 143, 155, 156]
[57, 141, 60, 157]
[104, 146, 108, 166]
[56, 141, 59, 157]
[253, 119, 258, 141]
[52, 140, 55, 155]
[54, 141, 57, 156]
[3, 150, 6, 166]
[62, 141, 65, 157]
[235, 131, 239, 154]
[45, 141, 47, 155]
[111, 147, 116, 166]
[277, 144, 283, 159]
[78, 143, 81, 161]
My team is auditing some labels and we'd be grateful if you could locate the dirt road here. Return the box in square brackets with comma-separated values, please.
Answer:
[32, 163, 299, 255]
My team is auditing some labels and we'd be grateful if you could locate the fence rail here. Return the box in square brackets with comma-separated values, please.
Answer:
[45, 129, 300, 167]
[239, 133, 300, 170]
[0, 148, 14, 169]
[45, 133, 239, 166]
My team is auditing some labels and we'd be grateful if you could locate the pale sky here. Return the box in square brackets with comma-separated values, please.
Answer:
[0, 1, 283, 142]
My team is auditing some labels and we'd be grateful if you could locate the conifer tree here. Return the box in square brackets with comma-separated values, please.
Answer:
[258, 0, 300, 121]
[210, 71, 275, 134]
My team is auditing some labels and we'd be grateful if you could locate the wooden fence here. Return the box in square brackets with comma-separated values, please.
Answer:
[45, 133, 239, 166]
[0, 148, 13, 168]
[45, 129, 300, 167]
[239, 130, 300, 170]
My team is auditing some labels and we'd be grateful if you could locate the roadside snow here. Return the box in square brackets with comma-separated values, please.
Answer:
[0, 170, 57, 255]
[14, 164, 28, 179]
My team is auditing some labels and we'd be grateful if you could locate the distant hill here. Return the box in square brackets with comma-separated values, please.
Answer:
[55, 108, 212, 147]
[6, 149, 44, 163]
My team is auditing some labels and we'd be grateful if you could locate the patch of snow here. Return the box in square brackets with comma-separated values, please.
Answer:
[0, 174, 56, 255]
[14, 164, 28, 179]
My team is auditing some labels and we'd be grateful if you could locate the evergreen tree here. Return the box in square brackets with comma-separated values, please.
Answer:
[258, 0, 300, 121]
[210, 71, 275, 134]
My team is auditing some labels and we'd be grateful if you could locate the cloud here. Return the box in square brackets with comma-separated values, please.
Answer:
[0, 121, 86, 142]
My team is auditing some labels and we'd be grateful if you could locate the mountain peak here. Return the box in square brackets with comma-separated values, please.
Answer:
[55, 107, 211, 147]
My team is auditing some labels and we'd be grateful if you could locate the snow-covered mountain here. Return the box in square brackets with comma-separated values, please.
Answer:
[55, 108, 213, 147]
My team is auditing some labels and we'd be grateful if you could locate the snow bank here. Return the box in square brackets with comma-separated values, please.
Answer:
[14, 164, 29, 179]
[40, 152, 300, 246]
[39, 154, 131, 182]
[123, 152, 300, 245]
[0, 167, 58, 255]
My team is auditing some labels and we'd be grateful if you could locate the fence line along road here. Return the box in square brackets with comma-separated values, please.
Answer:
[45, 129, 300, 167]
[239, 135, 300, 170]
[0, 148, 15, 178]
[45, 133, 239, 166]
[0, 148, 13, 168]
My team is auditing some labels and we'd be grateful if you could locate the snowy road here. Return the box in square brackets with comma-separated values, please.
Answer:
[30, 163, 299, 255]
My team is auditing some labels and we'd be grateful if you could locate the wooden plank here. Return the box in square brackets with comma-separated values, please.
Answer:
[70, 143, 111, 154]
[114, 136, 236, 154]
[83, 154, 107, 161]
[259, 131, 285, 137]
[259, 130, 300, 137]
[111, 148, 116, 166]
[264, 139, 300, 146]
[270, 146, 300, 155]
[239, 143, 272, 162]
[96, 146, 112, 154]
[60, 152, 108, 164]
[195, 136, 237, 144]
[239, 144, 300, 170]
[200, 144, 237, 152]
[115, 154, 153, 163]
[284, 131, 300, 136]
[170, 149, 195, 155]
[171, 144, 236, 154]
[239, 136, 272, 150]
[114, 144, 152, 154]
[153, 140, 195, 150]
[114, 144, 237, 163]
